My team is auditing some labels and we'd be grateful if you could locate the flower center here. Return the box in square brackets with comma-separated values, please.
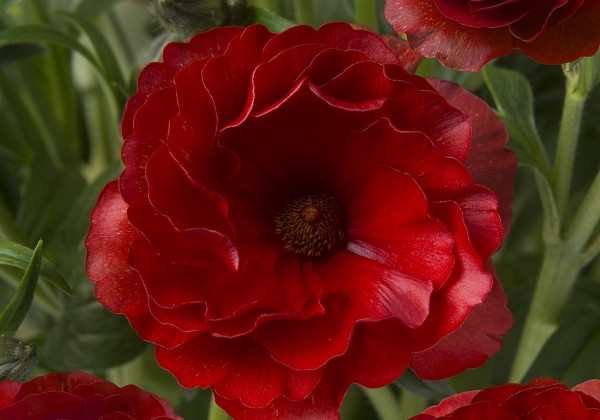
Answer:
[274, 192, 345, 257]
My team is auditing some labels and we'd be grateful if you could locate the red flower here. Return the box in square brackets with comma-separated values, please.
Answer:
[0, 371, 181, 419]
[86, 23, 516, 419]
[412, 378, 600, 419]
[385, 0, 600, 71]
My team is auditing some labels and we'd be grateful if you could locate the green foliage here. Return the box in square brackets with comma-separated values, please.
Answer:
[0, 240, 43, 335]
[42, 300, 147, 371]
[0, 240, 72, 296]
[395, 369, 454, 401]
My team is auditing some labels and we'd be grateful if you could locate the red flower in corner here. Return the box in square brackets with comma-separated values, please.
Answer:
[412, 378, 600, 419]
[385, 0, 600, 71]
[0, 371, 181, 419]
[86, 23, 516, 419]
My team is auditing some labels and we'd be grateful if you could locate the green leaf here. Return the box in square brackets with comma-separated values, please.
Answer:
[75, 0, 122, 19]
[483, 64, 552, 178]
[55, 11, 128, 98]
[42, 300, 147, 371]
[247, 5, 295, 32]
[0, 0, 22, 10]
[0, 24, 100, 69]
[16, 158, 86, 245]
[0, 240, 73, 297]
[0, 24, 120, 99]
[0, 44, 43, 66]
[395, 369, 454, 401]
[0, 240, 43, 335]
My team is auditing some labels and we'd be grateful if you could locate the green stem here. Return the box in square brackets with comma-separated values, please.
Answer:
[354, 0, 379, 31]
[293, 0, 314, 25]
[208, 394, 230, 420]
[566, 168, 600, 248]
[553, 89, 586, 216]
[362, 386, 402, 420]
[509, 244, 582, 382]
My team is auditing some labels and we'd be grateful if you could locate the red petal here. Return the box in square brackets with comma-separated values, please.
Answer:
[201, 25, 273, 127]
[381, 35, 423, 73]
[409, 278, 511, 379]
[0, 392, 87, 419]
[384, 86, 471, 162]
[215, 378, 340, 420]
[251, 43, 330, 113]
[436, 400, 518, 419]
[419, 390, 479, 417]
[505, 387, 590, 417]
[574, 380, 600, 405]
[471, 383, 526, 405]
[408, 201, 493, 350]
[253, 294, 357, 370]
[517, 5, 600, 64]
[332, 319, 412, 388]
[156, 336, 322, 408]
[317, 23, 402, 65]
[85, 394, 134, 418]
[429, 79, 516, 237]
[145, 145, 231, 234]
[318, 249, 433, 329]
[346, 163, 455, 289]
[86, 182, 195, 348]
[122, 64, 173, 139]
[385, 0, 514, 71]
[317, 61, 393, 108]
[0, 382, 20, 409]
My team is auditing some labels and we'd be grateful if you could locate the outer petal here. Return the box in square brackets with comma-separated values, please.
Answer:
[86, 182, 196, 348]
[156, 336, 322, 408]
[574, 380, 600, 404]
[0, 393, 87, 420]
[409, 278, 511, 379]
[416, 390, 479, 417]
[429, 79, 516, 236]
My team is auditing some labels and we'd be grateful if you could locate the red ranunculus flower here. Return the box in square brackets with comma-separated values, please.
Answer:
[86, 22, 516, 419]
[412, 378, 600, 419]
[385, 0, 600, 71]
[0, 371, 181, 419]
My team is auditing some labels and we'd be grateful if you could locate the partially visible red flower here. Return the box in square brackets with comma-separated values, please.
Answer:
[412, 378, 600, 419]
[0, 371, 181, 420]
[86, 23, 516, 419]
[385, 0, 600, 71]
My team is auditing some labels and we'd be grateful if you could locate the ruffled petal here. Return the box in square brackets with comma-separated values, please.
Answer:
[86, 183, 196, 348]
[409, 278, 511, 379]
[429, 79, 516, 236]
[156, 336, 322, 408]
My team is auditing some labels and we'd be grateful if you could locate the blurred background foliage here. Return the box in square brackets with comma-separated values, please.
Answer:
[0, 0, 599, 419]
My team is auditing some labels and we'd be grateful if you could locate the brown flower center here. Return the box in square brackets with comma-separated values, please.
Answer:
[274, 192, 345, 257]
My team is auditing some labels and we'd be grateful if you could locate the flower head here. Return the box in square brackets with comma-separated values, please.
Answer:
[86, 23, 516, 419]
[0, 371, 181, 419]
[385, 0, 600, 71]
[412, 378, 600, 419]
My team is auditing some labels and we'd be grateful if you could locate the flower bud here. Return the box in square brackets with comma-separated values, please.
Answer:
[0, 336, 36, 381]
[150, 0, 248, 37]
